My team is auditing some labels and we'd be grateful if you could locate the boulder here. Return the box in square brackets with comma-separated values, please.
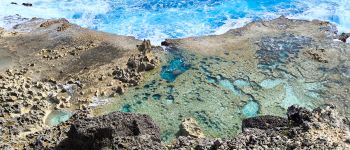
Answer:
[287, 105, 312, 125]
[178, 118, 205, 138]
[242, 115, 288, 131]
[59, 112, 161, 150]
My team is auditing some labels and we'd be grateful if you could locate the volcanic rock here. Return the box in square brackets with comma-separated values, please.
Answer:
[59, 112, 161, 150]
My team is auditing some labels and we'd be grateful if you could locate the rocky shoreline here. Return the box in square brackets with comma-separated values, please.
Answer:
[0, 17, 350, 149]
[7, 104, 350, 149]
[0, 18, 161, 149]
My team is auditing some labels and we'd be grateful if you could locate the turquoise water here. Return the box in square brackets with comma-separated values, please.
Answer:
[1, 0, 350, 43]
[242, 100, 259, 117]
[0, 0, 345, 143]
[96, 47, 326, 142]
[45, 110, 72, 126]
[160, 56, 190, 82]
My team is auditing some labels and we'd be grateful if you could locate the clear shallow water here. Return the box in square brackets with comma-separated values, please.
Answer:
[1, 0, 350, 43]
[45, 110, 72, 126]
[95, 48, 325, 142]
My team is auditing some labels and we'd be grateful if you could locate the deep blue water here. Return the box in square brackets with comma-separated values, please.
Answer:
[1, 0, 350, 43]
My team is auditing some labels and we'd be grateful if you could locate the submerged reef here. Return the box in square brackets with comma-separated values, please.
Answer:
[1, 16, 350, 149]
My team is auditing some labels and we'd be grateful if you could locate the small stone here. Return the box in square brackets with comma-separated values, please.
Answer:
[9, 96, 17, 101]
[22, 3, 32, 7]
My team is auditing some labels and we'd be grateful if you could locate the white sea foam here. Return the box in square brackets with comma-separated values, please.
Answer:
[0, 0, 110, 29]
[214, 17, 253, 35]
[0, 0, 349, 44]
[289, 0, 350, 33]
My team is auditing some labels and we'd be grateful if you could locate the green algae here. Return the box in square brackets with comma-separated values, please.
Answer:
[94, 47, 327, 143]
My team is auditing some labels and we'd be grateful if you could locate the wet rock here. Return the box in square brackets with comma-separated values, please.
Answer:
[178, 118, 205, 138]
[22, 3, 32, 7]
[338, 33, 350, 42]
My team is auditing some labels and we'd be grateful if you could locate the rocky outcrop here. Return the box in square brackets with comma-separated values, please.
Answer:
[19, 110, 162, 150]
[15, 105, 350, 150]
[242, 115, 288, 130]
[169, 105, 350, 149]
[113, 40, 159, 86]
[338, 33, 350, 42]
[60, 112, 161, 150]
[0, 18, 162, 149]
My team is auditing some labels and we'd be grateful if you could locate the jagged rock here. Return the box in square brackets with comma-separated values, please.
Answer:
[169, 105, 350, 149]
[137, 39, 152, 54]
[59, 112, 161, 150]
[287, 105, 312, 125]
[339, 33, 350, 42]
[242, 115, 288, 131]
[178, 118, 205, 138]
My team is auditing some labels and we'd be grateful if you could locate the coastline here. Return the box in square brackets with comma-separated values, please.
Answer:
[0, 16, 350, 149]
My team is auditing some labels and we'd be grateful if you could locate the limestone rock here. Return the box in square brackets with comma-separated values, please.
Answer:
[178, 118, 205, 138]
[137, 39, 152, 54]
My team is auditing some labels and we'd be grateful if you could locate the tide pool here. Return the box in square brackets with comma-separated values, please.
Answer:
[45, 110, 72, 126]
[95, 48, 326, 143]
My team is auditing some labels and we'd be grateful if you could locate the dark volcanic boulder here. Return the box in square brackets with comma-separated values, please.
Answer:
[287, 105, 312, 125]
[242, 115, 288, 130]
[58, 112, 162, 150]
[338, 33, 350, 42]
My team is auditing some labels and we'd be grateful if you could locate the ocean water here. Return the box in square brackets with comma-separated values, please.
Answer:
[1, 0, 350, 44]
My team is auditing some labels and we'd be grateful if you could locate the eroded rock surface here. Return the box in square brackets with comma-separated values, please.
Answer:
[0, 18, 161, 149]
[17, 105, 350, 150]
[61, 112, 161, 150]
[1, 16, 350, 149]
[169, 105, 350, 149]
